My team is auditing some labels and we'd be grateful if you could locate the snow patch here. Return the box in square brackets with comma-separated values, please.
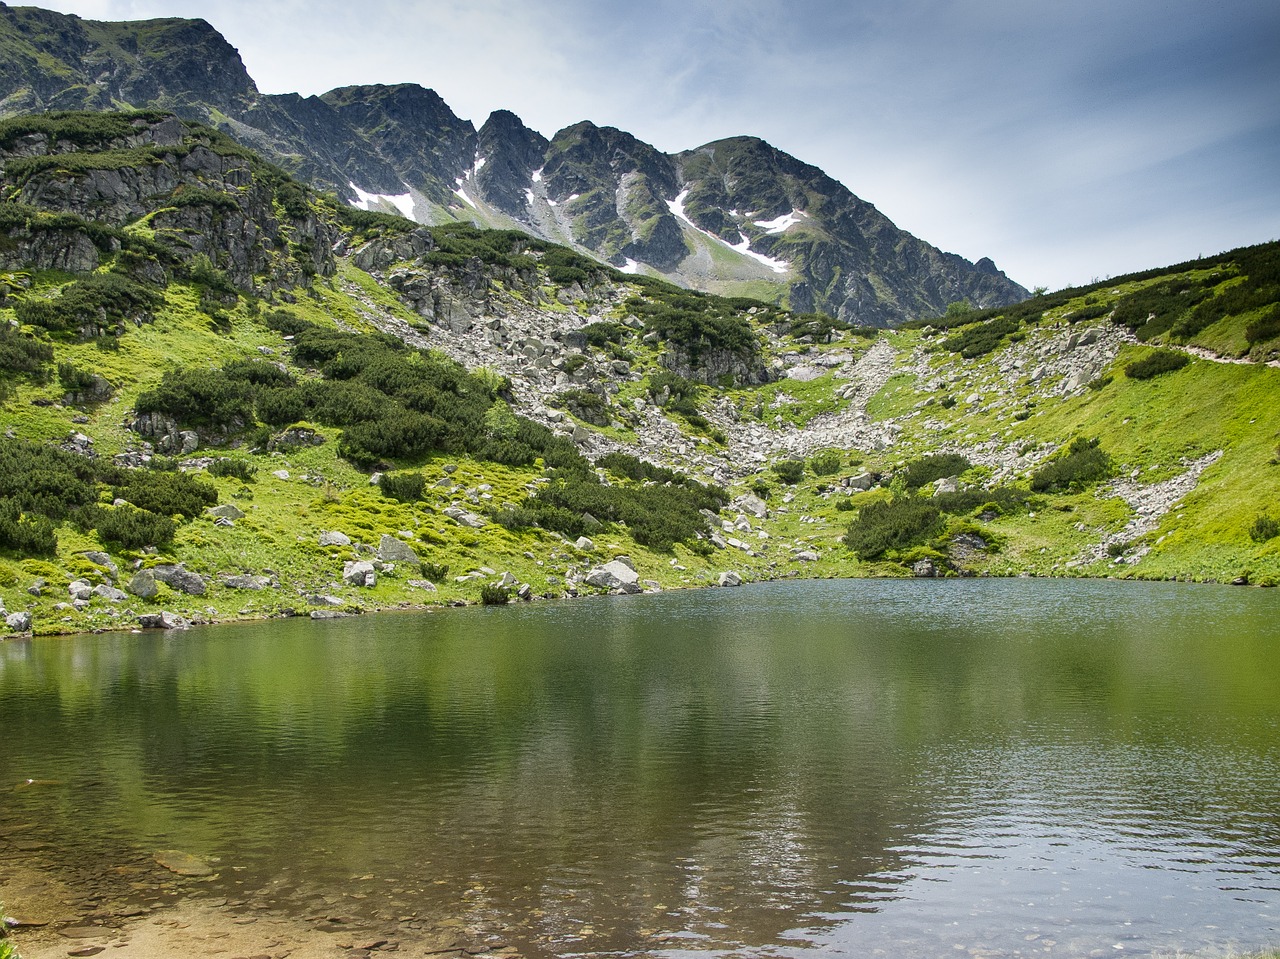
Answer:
[531, 167, 543, 183]
[454, 188, 477, 209]
[754, 210, 806, 234]
[666, 189, 789, 274]
[730, 232, 790, 274]
[666, 188, 695, 227]
[524, 189, 537, 207]
[348, 182, 416, 221]
[567, 193, 580, 202]
[474, 155, 487, 174]
[620, 258, 641, 274]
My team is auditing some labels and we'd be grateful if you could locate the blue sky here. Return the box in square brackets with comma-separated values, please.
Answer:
[37, 0, 1280, 291]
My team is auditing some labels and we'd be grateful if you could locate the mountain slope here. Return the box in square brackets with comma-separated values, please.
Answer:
[0, 3, 1028, 326]
[0, 111, 1278, 641]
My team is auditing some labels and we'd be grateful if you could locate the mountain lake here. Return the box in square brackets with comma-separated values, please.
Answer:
[1, 578, 1278, 958]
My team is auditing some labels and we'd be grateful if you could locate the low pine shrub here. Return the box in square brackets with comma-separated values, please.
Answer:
[378, 471, 425, 502]
[772, 459, 805, 485]
[1030, 437, 1112, 492]
[844, 497, 944, 560]
[902, 453, 971, 490]
[90, 505, 176, 549]
[419, 561, 449, 582]
[809, 450, 842, 476]
[480, 583, 510, 606]
[207, 458, 257, 482]
[1249, 514, 1280, 543]
[1125, 350, 1190, 380]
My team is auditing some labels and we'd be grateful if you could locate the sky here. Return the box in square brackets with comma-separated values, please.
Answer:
[32, 0, 1280, 291]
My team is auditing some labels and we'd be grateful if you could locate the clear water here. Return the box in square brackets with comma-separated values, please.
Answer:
[2, 578, 1279, 957]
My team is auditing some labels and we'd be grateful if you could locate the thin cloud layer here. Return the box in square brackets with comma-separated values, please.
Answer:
[34, 0, 1280, 290]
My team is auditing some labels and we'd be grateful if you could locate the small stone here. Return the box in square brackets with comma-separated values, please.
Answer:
[319, 531, 351, 547]
[574, 536, 594, 551]
[208, 503, 246, 520]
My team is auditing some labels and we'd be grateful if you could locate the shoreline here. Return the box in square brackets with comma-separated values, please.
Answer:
[1, 569, 1266, 644]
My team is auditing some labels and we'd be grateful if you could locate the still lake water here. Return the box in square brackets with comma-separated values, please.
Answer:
[2, 579, 1279, 957]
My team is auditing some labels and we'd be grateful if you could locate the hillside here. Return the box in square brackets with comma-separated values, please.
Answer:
[1, 112, 1279, 638]
[0, 4, 1028, 325]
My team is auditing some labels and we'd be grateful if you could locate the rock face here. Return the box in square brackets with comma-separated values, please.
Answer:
[0, 7, 1028, 325]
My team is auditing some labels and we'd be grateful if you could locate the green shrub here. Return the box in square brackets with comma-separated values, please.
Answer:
[90, 505, 176, 548]
[0, 437, 100, 521]
[15, 272, 158, 335]
[0, 326, 53, 381]
[1125, 350, 1190, 380]
[136, 367, 256, 428]
[0, 500, 57, 555]
[420, 561, 450, 581]
[943, 315, 1021, 358]
[111, 471, 217, 519]
[480, 583, 510, 606]
[902, 453, 971, 490]
[378, 471, 425, 502]
[1249, 514, 1280, 543]
[809, 450, 842, 476]
[844, 497, 944, 560]
[1244, 305, 1280, 345]
[1030, 437, 1112, 492]
[772, 459, 805, 485]
[207, 458, 257, 482]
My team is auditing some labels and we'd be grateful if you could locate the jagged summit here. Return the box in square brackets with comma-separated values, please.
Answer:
[0, 3, 1028, 325]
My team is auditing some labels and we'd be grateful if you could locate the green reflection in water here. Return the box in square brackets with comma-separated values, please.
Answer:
[2, 579, 1279, 957]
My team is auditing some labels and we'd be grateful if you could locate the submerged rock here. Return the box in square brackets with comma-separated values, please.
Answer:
[153, 849, 214, 877]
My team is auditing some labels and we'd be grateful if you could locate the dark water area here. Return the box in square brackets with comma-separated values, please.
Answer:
[2, 578, 1278, 957]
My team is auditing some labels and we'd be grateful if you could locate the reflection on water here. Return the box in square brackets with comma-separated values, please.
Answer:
[2, 579, 1279, 957]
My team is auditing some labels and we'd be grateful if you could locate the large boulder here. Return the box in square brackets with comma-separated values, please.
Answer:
[377, 534, 420, 564]
[151, 565, 207, 596]
[92, 584, 128, 603]
[5, 611, 32, 633]
[342, 560, 377, 588]
[584, 560, 642, 594]
[126, 569, 159, 599]
[138, 611, 189, 630]
[319, 530, 352, 547]
[718, 571, 743, 588]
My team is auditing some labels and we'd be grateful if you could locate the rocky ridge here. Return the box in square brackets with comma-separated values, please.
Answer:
[0, 4, 1028, 325]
